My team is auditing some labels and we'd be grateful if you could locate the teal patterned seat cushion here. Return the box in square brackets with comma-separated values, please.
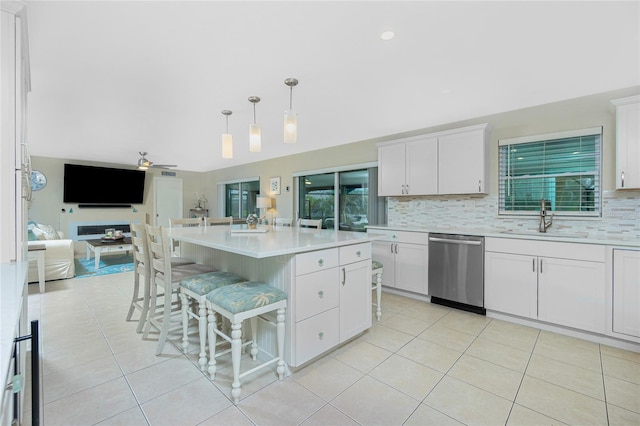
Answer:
[180, 271, 246, 295]
[206, 281, 287, 314]
[372, 260, 383, 270]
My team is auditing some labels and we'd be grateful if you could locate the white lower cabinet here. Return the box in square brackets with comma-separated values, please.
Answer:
[485, 252, 537, 318]
[369, 229, 428, 295]
[485, 238, 606, 334]
[613, 249, 640, 338]
[293, 243, 371, 366]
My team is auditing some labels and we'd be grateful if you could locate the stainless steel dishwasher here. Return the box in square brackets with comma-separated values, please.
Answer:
[428, 233, 485, 315]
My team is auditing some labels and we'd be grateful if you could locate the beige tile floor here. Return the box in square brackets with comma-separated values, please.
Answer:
[23, 271, 640, 426]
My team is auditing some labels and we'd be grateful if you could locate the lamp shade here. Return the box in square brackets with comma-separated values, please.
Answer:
[256, 196, 272, 209]
[284, 109, 297, 144]
[249, 124, 261, 152]
[222, 133, 233, 159]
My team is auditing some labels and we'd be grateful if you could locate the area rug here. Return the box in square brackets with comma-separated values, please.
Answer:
[74, 254, 135, 279]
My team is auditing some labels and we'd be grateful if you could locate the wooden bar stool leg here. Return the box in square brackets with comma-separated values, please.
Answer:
[180, 292, 190, 352]
[207, 307, 218, 379]
[249, 317, 258, 361]
[277, 307, 286, 380]
[376, 271, 382, 321]
[231, 322, 243, 404]
[198, 300, 208, 370]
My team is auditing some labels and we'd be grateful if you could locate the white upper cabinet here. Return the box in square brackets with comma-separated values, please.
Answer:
[612, 95, 640, 189]
[377, 123, 490, 196]
[438, 125, 490, 194]
[378, 137, 437, 196]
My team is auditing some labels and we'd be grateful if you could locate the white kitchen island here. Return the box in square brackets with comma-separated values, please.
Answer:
[170, 225, 381, 368]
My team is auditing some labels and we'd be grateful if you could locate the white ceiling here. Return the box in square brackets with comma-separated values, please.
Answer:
[25, 1, 639, 172]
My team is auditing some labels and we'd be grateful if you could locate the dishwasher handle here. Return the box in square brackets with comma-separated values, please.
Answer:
[428, 237, 482, 246]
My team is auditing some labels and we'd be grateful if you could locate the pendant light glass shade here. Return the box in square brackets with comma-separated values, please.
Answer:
[249, 123, 261, 152]
[284, 109, 297, 144]
[248, 96, 261, 152]
[284, 78, 299, 144]
[221, 110, 233, 159]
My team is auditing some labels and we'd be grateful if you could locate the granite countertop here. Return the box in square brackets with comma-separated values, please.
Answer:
[366, 225, 640, 248]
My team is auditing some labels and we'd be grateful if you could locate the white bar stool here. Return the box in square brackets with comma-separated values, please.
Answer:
[206, 281, 287, 404]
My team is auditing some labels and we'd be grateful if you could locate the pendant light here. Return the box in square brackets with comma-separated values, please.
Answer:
[221, 110, 233, 159]
[248, 96, 261, 152]
[284, 78, 299, 144]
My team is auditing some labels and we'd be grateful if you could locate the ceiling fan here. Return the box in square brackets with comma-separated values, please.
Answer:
[137, 152, 177, 170]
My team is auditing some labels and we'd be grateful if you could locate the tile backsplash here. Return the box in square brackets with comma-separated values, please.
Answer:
[387, 190, 640, 241]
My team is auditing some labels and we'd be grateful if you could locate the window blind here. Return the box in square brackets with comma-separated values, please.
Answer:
[498, 128, 602, 216]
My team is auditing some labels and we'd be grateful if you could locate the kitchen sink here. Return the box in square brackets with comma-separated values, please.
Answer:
[499, 230, 588, 238]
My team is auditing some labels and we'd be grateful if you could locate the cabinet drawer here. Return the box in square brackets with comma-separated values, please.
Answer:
[296, 248, 338, 276]
[295, 308, 340, 366]
[339, 243, 371, 265]
[367, 229, 429, 245]
[295, 268, 339, 321]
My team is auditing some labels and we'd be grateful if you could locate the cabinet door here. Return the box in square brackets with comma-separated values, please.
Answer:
[538, 257, 605, 333]
[613, 249, 640, 338]
[372, 240, 396, 287]
[395, 243, 428, 295]
[614, 98, 640, 189]
[339, 260, 371, 341]
[378, 144, 406, 196]
[438, 128, 487, 194]
[485, 252, 537, 318]
[406, 137, 438, 195]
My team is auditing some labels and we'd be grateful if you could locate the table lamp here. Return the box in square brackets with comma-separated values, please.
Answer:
[256, 196, 272, 225]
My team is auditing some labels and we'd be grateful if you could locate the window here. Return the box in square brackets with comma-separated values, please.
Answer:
[499, 127, 602, 217]
[296, 165, 386, 231]
[224, 179, 260, 219]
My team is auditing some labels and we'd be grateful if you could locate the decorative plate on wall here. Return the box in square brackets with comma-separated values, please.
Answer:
[30, 170, 47, 191]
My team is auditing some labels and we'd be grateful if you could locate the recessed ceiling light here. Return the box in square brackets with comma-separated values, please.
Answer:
[381, 30, 395, 41]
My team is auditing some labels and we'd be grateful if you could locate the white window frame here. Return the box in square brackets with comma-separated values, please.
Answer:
[498, 127, 602, 217]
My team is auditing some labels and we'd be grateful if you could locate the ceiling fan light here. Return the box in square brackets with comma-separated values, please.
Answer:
[249, 124, 261, 152]
[284, 109, 297, 144]
[222, 133, 233, 159]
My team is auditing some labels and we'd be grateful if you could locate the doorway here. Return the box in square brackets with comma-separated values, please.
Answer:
[154, 177, 183, 226]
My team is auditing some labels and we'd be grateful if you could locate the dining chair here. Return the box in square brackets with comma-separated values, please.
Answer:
[273, 217, 292, 227]
[204, 217, 233, 226]
[297, 218, 322, 229]
[143, 224, 216, 355]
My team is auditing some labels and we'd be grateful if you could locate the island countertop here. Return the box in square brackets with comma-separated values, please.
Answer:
[169, 225, 382, 258]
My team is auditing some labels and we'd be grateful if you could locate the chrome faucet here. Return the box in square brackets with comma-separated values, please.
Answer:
[539, 199, 553, 233]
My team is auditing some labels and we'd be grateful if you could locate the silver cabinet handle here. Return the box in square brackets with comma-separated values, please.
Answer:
[318, 290, 324, 298]
[539, 258, 543, 274]
[532, 258, 535, 272]
[390, 243, 394, 254]
[406, 184, 409, 194]
[478, 180, 482, 192]
[621, 171, 625, 188]
[428, 237, 482, 246]
[318, 259, 323, 267]
[356, 250, 361, 257]
[318, 332, 324, 340]
[341, 267, 346, 285]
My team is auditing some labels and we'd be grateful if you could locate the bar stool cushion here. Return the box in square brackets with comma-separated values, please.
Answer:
[181, 271, 246, 295]
[206, 281, 287, 314]
[372, 260, 383, 270]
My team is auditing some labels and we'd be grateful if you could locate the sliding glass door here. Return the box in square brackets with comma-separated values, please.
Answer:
[225, 180, 260, 219]
[297, 167, 384, 231]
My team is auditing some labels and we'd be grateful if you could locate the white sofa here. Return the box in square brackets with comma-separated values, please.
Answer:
[27, 223, 75, 282]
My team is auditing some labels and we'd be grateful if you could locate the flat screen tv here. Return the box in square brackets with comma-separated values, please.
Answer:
[63, 163, 146, 205]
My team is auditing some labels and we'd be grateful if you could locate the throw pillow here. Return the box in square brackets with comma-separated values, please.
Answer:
[36, 224, 60, 240]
